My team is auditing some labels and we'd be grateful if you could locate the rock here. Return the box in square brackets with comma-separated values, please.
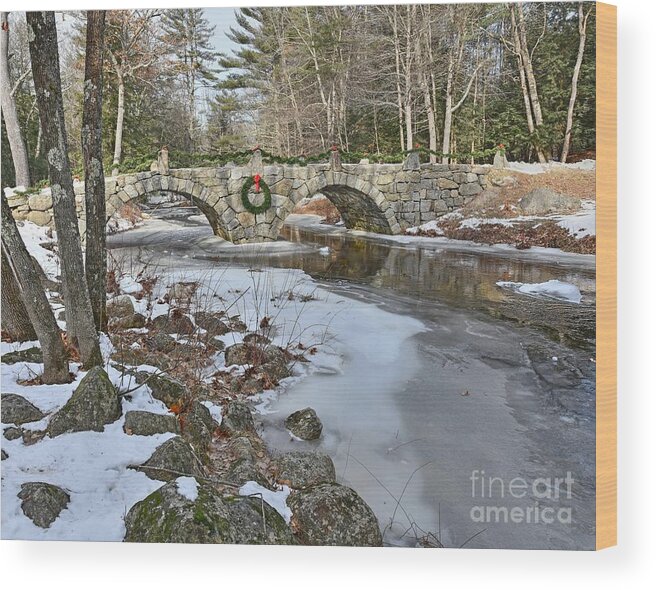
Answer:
[124, 479, 295, 544]
[180, 401, 217, 458]
[135, 371, 186, 407]
[26, 210, 52, 226]
[261, 346, 292, 381]
[109, 313, 146, 331]
[194, 311, 230, 336]
[224, 343, 253, 366]
[28, 193, 53, 211]
[1, 393, 45, 424]
[47, 367, 121, 437]
[111, 349, 171, 372]
[106, 295, 135, 318]
[1, 347, 43, 365]
[124, 411, 179, 436]
[221, 401, 256, 435]
[243, 333, 271, 346]
[273, 452, 336, 489]
[228, 436, 258, 461]
[518, 188, 581, 215]
[207, 337, 225, 351]
[151, 311, 195, 335]
[18, 482, 70, 529]
[285, 408, 322, 440]
[288, 483, 382, 546]
[228, 318, 247, 333]
[1, 449, 7, 460]
[136, 436, 205, 481]
[4, 426, 23, 441]
[167, 282, 197, 303]
[223, 458, 271, 488]
[144, 332, 177, 353]
[459, 182, 483, 197]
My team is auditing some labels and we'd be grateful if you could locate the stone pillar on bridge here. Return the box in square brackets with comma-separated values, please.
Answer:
[329, 146, 342, 171]
[403, 150, 421, 171]
[157, 146, 169, 175]
[247, 148, 264, 175]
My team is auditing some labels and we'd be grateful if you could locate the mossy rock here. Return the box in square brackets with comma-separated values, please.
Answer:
[18, 482, 70, 528]
[1, 393, 45, 425]
[124, 479, 295, 545]
[135, 371, 186, 407]
[288, 483, 382, 546]
[221, 401, 256, 435]
[124, 411, 179, 436]
[273, 451, 336, 489]
[194, 311, 230, 336]
[47, 367, 121, 437]
[2, 347, 43, 365]
[135, 436, 205, 481]
[180, 401, 217, 460]
[285, 407, 322, 440]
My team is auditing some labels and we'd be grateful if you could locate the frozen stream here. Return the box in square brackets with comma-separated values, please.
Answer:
[108, 209, 596, 550]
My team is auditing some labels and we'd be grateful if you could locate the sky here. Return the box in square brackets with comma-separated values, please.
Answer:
[205, 7, 240, 58]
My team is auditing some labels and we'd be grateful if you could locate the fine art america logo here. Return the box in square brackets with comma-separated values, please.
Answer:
[470, 470, 575, 525]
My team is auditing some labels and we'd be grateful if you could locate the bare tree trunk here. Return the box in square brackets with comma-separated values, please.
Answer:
[1, 244, 37, 342]
[513, 4, 547, 163]
[2, 196, 69, 383]
[111, 73, 125, 176]
[1, 12, 31, 187]
[561, 3, 591, 163]
[27, 11, 102, 369]
[441, 56, 455, 164]
[82, 10, 107, 331]
[422, 73, 438, 163]
[391, 7, 405, 151]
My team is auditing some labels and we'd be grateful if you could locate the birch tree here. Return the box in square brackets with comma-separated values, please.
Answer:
[561, 2, 593, 162]
[26, 10, 101, 368]
[1, 12, 30, 187]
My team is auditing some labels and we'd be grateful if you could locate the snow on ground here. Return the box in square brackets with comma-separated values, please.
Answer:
[239, 481, 292, 524]
[496, 279, 583, 303]
[14, 221, 60, 279]
[1, 362, 176, 541]
[506, 159, 596, 175]
[555, 200, 596, 238]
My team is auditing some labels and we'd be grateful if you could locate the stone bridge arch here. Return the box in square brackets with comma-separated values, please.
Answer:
[105, 172, 229, 240]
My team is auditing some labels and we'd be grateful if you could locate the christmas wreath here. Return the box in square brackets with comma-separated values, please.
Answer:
[241, 174, 272, 215]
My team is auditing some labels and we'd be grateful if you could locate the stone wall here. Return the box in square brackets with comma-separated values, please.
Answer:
[6, 156, 488, 243]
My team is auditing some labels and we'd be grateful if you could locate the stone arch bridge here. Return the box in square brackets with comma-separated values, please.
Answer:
[7, 150, 489, 244]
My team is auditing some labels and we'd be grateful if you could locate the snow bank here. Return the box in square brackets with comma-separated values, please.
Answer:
[506, 159, 595, 175]
[496, 279, 583, 303]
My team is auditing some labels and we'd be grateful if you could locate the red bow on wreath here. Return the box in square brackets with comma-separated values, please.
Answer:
[253, 174, 261, 193]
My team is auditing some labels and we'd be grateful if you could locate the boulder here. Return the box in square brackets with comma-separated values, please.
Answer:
[288, 483, 382, 546]
[194, 311, 230, 336]
[18, 482, 70, 528]
[261, 346, 292, 381]
[109, 313, 146, 331]
[123, 411, 179, 436]
[1, 449, 7, 460]
[106, 295, 135, 319]
[2, 347, 43, 365]
[221, 401, 256, 435]
[223, 458, 271, 489]
[167, 282, 197, 303]
[180, 400, 217, 458]
[285, 408, 322, 440]
[135, 436, 205, 481]
[151, 311, 195, 335]
[135, 371, 186, 408]
[111, 349, 171, 372]
[124, 479, 295, 544]
[243, 333, 271, 346]
[27, 193, 53, 211]
[518, 188, 581, 215]
[4, 426, 23, 440]
[273, 451, 336, 489]
[144, 332, 177, 353]
[1, 393, 45, 425]
[47, 367, 121, 437]
[224, 343, 253, 366]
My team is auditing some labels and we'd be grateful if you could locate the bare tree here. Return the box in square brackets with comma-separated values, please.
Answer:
[26, 11, 101, 368]
[82, 10, 107, 331]
[561, 3, 593, 162]
[106, 10, 161, 176]
[1, 12, 30, 187]
[1, 195, 69, 383]
[1, 244, 37, 342]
